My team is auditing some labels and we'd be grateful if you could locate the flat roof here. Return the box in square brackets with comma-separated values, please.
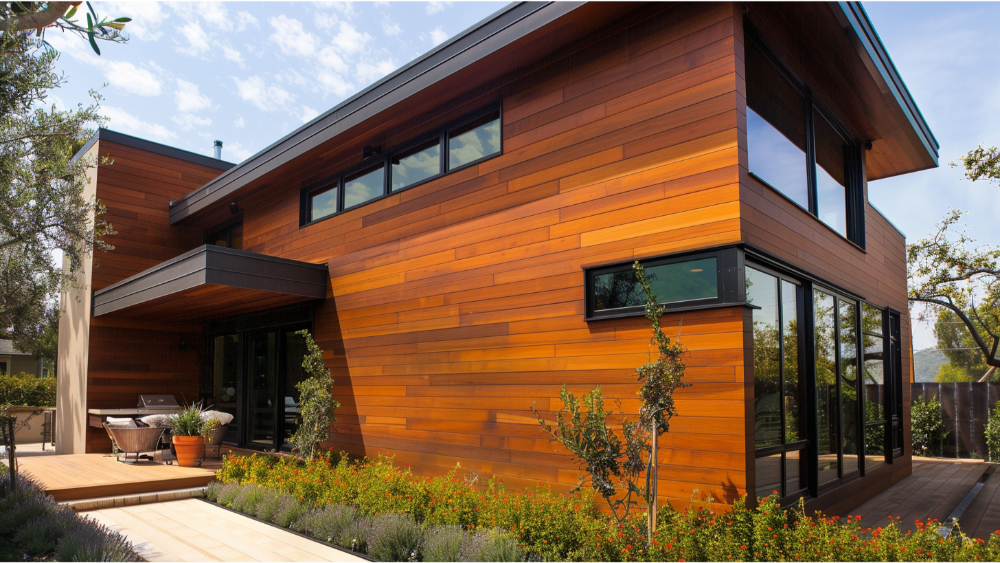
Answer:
[71, 128, 236, 171]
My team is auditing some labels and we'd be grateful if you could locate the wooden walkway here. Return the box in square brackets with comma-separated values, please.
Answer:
[18, 453, 220, 502]
[846, 458, 998, 539]
[83, 498, 364, 562]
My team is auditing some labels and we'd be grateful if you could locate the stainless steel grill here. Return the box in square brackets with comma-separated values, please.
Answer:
[137, 394, 180, 409]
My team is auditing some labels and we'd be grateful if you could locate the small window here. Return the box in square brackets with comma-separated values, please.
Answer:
[309, 184, 339, 222]
[586, 249, 740, 320]
[391, 139, 440, 192]
[814, 109, 848, 237]
[344, 165, 384, 209]
[448, 112, 501, 170]
[206, 222, 243, 250]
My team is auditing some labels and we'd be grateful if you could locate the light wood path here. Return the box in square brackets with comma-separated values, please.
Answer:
[845, 458, 998, 538]
[83, 498, 365, 562]
[18, 453, 219, 501]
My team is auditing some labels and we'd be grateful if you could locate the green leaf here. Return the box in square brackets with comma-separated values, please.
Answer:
[86, 12, 93, 31]
[113, 17, 132, 23]
[65, 6, 78, 19]
[88, 31, 100, 55]
[87, 1, 98, 21]
[107, 22, 124, 31]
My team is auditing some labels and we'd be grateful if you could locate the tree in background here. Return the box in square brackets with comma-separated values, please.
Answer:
[933, 310, 988, 382]
[0, 3, 130, 354]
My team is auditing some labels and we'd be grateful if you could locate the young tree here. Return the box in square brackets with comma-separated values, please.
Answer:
[0, 3, 131, 352]
[289, 330, 339, 460]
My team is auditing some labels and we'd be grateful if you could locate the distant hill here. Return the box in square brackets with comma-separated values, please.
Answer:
[913, 348, 947, 382]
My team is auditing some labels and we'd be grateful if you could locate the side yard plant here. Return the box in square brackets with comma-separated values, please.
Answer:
[214, 452, 1000, 562]
[0, 472, 140, 561]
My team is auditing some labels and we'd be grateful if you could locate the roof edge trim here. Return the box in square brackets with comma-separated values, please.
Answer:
[70, 128, 237, 171]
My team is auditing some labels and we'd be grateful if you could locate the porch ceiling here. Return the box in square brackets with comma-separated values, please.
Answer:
[92, 245, 328, 322]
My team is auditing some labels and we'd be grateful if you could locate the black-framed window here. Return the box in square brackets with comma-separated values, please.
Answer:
[745, 26, 865, 247]
[584, 248, 743, 320]
[862, 303, 888, 472]
[299, 103, 502, 226]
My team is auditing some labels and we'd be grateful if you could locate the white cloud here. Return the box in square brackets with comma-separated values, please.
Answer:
[235, 11, 259, 31]
[299, 106, 321, 123]
[225, 141, 254, 162]
[234, 115, 245, 128]
[426, 1, 449, 15]
[332, 22, 372, 55]
[430, 26, 448, 46]
[174, 79, 211, 112]
[356, 59, 396, 85]
[104, 61, 163, 96]
[176, 19, 211, 56]
[269, 15, 319, 57]
[103, 106, 176, 142]
[171, 113, 212, 131]
[199, 2, 232, 31]
[382, 19, 401, 36]
[232, 75, 293, 112]
[330, 2, 358, 18]
[101, 1, 168, 41]
[217, 40, 245, 68]
[316, 46, 349, 74]
[316, 69, 354, 97]
[315, 12, 338, 30]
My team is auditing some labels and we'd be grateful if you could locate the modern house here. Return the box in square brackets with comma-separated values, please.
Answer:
[57, 2, 936, 515]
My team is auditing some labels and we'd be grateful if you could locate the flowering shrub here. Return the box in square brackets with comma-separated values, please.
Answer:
[215, 453, 1000, 562]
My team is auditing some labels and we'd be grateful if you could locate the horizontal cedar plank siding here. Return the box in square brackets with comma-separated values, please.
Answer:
[238, 2, 746, 507]
[83, 140, 221, 452]
[732, 8, 913, 507]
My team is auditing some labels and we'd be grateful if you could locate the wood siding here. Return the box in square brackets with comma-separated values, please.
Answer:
[83, 140, 216, 452]
[233, 2, 747, 510]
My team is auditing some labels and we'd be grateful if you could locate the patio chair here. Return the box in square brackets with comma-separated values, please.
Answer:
[103, 424, 165, 464]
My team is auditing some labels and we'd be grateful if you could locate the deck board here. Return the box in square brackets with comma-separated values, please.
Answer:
[18, 453, 220, 502]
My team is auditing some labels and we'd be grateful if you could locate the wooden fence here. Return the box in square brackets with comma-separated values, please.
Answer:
[911, 382, 1000, 459]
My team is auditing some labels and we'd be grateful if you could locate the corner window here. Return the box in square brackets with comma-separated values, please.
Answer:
[309, 184, 338, 222]
[391, 138, 441, 192]
[745, 34, 864, 246]
[344, 165, 384, 209]
[585, 248, 741, 320]
[448, 112, 500, 170]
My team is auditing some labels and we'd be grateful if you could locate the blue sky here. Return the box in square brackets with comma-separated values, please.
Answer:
[42, 2, 1000, 350]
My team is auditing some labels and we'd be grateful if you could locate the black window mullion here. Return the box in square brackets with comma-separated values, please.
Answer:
[833, 295, 843, 479]
[802, 281, 819, 497]
[856, 301, 865, 475]
[805, 97, 818, 216]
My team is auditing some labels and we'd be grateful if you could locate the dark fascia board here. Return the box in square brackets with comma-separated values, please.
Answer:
[92, 245, 328, 317]
[168, 1, 583, 225]
[831, 1, 939, 163]
[70, 128, 237, 171]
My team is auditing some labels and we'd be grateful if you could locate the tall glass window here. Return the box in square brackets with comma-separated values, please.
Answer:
[862, 304, 887, 471]
[344, 165, 384, 209]
[814, 290, 839, 486]
[815, 110, 848, 237]
[749, 266, 805, 500]
[839, 299, 860, 477]
[391, 139, 441, 191]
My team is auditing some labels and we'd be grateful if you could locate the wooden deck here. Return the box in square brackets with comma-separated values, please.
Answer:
[845, 458, 998, 539]
[17, 453, 220, 502]
[83, 499, 365, 562]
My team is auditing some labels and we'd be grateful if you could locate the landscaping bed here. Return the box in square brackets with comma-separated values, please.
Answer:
[216, 452, 1000, 562]
[0, 472, 140, 561]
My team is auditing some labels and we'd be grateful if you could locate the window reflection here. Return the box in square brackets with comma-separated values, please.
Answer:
[815, 110, 848, 237]
[747, 107, 809, 209]
[449, 113, 500, 170]
[593, 258, 717, 311]
[344, 165, 384, 209]
[748, 267, 781, 448]
[310, 186, 338, 222]
[814, 290, 839, 486]
[863, 303, 887, 471]
[840, 300, 860, 476]
[392, 139, 440, 191]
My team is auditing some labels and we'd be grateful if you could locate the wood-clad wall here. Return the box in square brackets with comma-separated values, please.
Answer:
[239, 2, 748, 509]
[730, 8, 914, 510]
[83, 140, 220, 451]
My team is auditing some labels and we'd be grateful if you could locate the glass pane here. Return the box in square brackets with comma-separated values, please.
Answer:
[747, 107, 809, 209]
[344, 165, 384, 209]
[310, 186, 338, 221]
[449, 113, 500, 170]
[781, 280, 801, 443]
[230, 224, 243, 250]
[866, 423, 886, 472]
[785, 449, 804, 496]
[282, 330, 308, 450]
[862, 303, 883, 336]
[755, 453, 782, 501]
[815, 110, 848, 237]
[391, 139, 440, 191]
[593, 258, 718, 311]
[840, 299, 860, 476]
[747, 267, 781, 448]
[212, 334, 240, 444]
[248, 331, 277, 448]
[814, 291, 839, 486]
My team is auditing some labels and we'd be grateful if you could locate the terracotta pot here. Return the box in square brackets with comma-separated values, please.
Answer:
[172, 435, 205, 467]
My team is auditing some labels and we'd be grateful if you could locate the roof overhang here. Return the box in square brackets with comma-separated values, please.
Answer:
[92, 245, 328, 322]
[71, 128, 236, 170]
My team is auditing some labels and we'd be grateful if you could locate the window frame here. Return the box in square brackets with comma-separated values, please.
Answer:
[583, 247, 744, 321]
[298, 102, 502, 228]
[744, 21, 867, 250]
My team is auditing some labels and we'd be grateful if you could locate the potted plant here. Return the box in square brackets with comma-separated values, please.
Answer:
[168, 403, 219, 467]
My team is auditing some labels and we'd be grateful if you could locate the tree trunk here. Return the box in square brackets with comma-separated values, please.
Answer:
[2, 2, 74, 33]
[647, 426, 658, 545]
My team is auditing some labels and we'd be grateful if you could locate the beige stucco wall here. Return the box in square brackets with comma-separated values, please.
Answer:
[56, 141, 99, 454]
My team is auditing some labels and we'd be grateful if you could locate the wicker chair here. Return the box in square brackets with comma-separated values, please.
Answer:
[103, 424, 166, 464]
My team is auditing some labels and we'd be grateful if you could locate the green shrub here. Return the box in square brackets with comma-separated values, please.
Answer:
[0, 373, 56, 406]
[255, 489, 283, 522]
[231, 485, 267, 515]
[214, 482, 242, 507]
[14, 510, 78, 556]
[912, 395, 948, 457]
[54, 518, 140, 562]
[271, 493, 308, 528]
[341, 517, 374, 553]
[986, 400, 1000, 462]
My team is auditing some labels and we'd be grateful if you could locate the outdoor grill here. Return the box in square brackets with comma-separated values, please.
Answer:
[137, 394, 180, 410]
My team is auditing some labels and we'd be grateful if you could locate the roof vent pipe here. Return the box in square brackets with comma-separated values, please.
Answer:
[214, 140, 223, 159]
